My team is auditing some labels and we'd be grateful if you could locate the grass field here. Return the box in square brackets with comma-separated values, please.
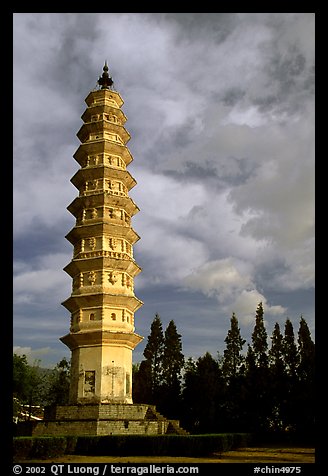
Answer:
[24, 446, 315, 464]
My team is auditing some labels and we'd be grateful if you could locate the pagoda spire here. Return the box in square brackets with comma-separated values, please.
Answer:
[97, 61, 114, 89]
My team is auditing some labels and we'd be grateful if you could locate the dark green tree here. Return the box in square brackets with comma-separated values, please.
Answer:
[143, 313, 164, 403]
[268, 322, 287, 430]
[242, 344, 260, 431]
[251, 302, 269, 369]
[222, 312, 246, 379]
[269, 322, 285, 375]
[280, 318, 302, 432]
[283, 318, 298, 378]
[181, 352, 224, 433]
[297, 316, 315, 383]
[245, 343, 256, 374]
[132, 360, 152, 403]
[160, 320, 185, 418]
[220, 313, 247, 430]
[294, 316, 315, 436]
[245, 303, 271, 432]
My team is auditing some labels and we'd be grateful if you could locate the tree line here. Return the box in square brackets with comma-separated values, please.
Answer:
[132, 303, 315, 436]
[13, 302, 314, 437]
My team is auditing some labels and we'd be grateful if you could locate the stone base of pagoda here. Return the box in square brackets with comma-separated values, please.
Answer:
[31, 403, 189, 436]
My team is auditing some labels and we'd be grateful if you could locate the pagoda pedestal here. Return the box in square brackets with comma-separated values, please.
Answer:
[32, 404, 188, 436]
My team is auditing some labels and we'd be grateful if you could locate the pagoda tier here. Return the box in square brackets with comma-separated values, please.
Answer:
[65, 223, 140, 247]
[61, 64, 143, 405]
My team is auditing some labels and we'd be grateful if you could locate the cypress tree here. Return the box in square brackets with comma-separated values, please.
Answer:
[222, 312, 246, 379]
[269, 322, 285, 377]
[251, 302, 269, 369]
[295, 316, 315, 436]
[268, 322, 286, 431]
[247, 303, 270, 431]
[283, 318, 298, 378]
[160, 320, 185, 418]
[221, 313, 247, 431]
[281, 318, 299, 431]
[162, 320, 184, 387]
[297, 316, 315, 383]
[143, 313, 164, 403]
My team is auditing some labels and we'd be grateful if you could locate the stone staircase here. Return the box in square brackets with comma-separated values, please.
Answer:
[145, 405, 189, 435]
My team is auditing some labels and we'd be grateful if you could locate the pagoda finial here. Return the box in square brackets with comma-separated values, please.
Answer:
[97, 62, 113, 89]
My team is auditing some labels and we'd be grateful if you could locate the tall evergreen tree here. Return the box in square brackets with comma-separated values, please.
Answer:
[268, 322, 287, 431]
[182, 352, 223, 433]
[280, 318, 299, 431]
[295, 316, 315, 436]
[162, 321, 184, 388]
[221, 313, 247, 431]
[243, 344, 259, 430]
[283, 318, 298, 378]
[269, 322, 285, 376]
[222, 312, 246, 379]
[245, 344, 256, 374]
[297, 316, 315, 382]
[251, 302, 268, 369]
[160, 320, 185, 418]
[143, 313, 164, 403]
[246, 303, 271, 432]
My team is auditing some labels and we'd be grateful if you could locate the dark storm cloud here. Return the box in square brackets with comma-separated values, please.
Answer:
[164, 156, 258, 189]
[222, 88, 246, 106]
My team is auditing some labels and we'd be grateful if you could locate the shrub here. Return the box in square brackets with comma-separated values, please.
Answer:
[13, 437, 34, 461]
[13, 437, 67, 461]
[73, 433, 252, 456]
[13, 432, 253, 460]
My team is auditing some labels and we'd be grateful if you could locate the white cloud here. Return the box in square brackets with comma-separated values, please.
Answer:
[14, 253, 71, 304]
[233, 290, 286, 325]
[13, 346, 55, 366]
[184, 258, 252, 300]
[184, 258, 286, 325]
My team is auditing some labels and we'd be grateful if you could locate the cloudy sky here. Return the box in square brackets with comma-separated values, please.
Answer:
[13, 13, 315, 367]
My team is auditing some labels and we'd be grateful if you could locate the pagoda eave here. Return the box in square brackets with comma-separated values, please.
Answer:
[62, 294, 143, 314]
[60, 330, 143, 352]
[76, 122, 131, 145]
[81, 105, 127, 124]
[63, 257, 142, 277]
[65, 224, 140, 246]
[73, 141, 133, 167]
[67, 195, 140, 218]
[70, 168, 137, 191]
